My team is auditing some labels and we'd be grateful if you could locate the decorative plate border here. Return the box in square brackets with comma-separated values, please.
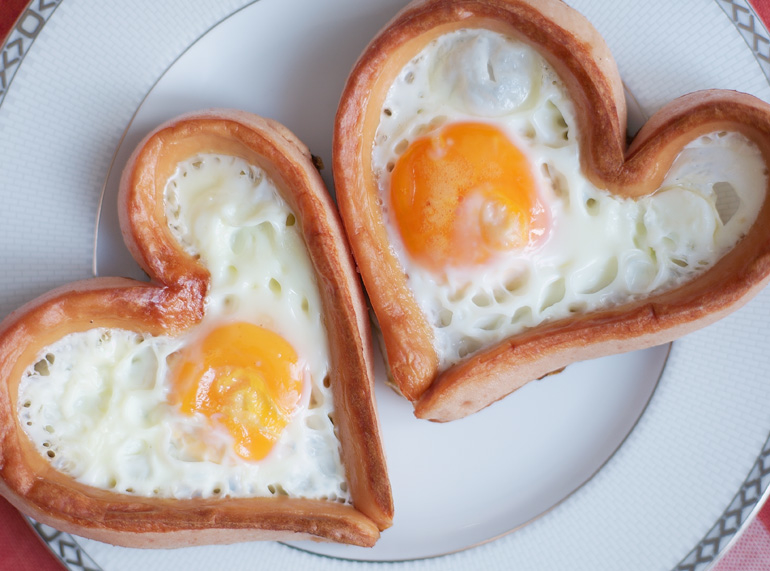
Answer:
[675, 438, 770, 571]
[717, 0, 770, 82]
[0, 1, 768, 570]
[674, 433, 770, 570]
[0, 0, 61, 107]
[30, 521, 102, 571]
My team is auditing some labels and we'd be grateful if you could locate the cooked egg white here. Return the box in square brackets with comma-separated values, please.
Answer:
[373, 28, 766, 367]
[18, 154, 349, 502]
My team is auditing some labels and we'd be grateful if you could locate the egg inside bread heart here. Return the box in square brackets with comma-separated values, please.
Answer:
[0, 110, 392, 547]
[333, 0, 770, 421]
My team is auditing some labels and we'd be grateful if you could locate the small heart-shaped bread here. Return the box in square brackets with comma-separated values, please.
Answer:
[0, 110, 392, 547]
[333, 0, 770, 421]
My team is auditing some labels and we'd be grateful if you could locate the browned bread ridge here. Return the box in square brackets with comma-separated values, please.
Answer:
[333, 0, 770, 421]
[0, 110, 393, 547]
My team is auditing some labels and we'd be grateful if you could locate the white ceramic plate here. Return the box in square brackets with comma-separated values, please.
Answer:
[3, 1, 770, 569]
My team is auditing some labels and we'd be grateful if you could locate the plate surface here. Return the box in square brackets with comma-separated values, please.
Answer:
[1, 0, 770, 570]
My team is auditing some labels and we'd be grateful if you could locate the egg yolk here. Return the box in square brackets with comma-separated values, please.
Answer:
[390, 122, 546, 273]
[171, 322, 303, 462]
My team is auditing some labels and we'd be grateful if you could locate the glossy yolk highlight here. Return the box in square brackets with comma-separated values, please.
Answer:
[171, 322, 303, 461]
[390, 122, 546, 273]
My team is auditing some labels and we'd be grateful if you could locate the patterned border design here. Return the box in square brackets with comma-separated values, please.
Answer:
[1, 1, 770, 570]
[31, 521, 102, 571]
[674, 432, 770, 570]
[0, 0, 60, 107]
[717, 0, 770, 81]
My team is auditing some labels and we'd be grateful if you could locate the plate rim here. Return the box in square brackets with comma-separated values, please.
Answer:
[1, 0, 769, 569]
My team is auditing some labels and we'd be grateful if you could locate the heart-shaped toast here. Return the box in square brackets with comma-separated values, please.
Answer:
[333, 0, 770, 421]
[0, 110, 392, 547]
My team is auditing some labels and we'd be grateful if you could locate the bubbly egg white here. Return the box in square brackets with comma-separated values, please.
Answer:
[18, 155, 349, 502]
[373, 28, 767, 367]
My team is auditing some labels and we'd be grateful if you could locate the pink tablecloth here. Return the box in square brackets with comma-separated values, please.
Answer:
[1, 0, 770, 569]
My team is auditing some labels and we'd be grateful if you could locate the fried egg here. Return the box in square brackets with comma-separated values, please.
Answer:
[372, 28, 766, 368]
[17, 154, 349, 501]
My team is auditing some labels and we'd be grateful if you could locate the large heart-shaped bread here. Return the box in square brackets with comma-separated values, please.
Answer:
[333, 0, 770, 421]
[0, 110, 392, 547]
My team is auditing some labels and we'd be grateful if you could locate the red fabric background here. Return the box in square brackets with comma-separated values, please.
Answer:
[0, 0, 769, 570]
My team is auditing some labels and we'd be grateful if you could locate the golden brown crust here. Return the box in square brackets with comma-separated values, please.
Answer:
[0, 110, 392, 546]
[332, 0, 770, 421]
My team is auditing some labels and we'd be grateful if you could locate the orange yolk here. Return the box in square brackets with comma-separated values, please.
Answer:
[390, 122, 546, 273]
[171, 322, 303, 462]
